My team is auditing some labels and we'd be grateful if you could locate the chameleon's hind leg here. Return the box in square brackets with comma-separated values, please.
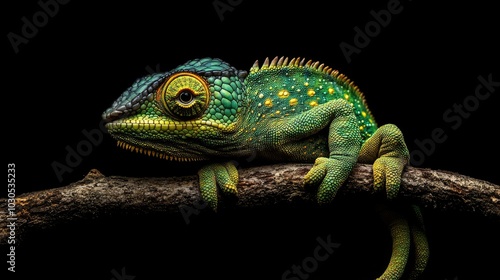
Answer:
[358, 124, 409, 199]
[359, 124, 429, 279]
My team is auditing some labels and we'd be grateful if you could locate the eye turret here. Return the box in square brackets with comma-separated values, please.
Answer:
[157, 72, 210, 119]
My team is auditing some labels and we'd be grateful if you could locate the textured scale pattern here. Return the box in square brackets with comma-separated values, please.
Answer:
[102, 56, 429, 280]
[246, 56, 377, 140]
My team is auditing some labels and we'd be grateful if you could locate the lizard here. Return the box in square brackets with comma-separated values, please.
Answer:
[102, 56, 429, 280]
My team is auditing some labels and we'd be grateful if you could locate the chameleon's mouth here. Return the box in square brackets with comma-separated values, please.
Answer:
[105, 121, 210, 162]
[115, 140, 206, 162]
[103, 115, 242, 162]
[104, 119, 226, 131]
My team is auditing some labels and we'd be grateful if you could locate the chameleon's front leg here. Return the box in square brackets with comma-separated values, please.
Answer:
[300, 99, 363, 204]
[196, 99, 360, 210]
[197, 162, 239, 211]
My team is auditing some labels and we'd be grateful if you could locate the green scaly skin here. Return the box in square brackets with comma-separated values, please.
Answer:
[102, 56, 429, 279]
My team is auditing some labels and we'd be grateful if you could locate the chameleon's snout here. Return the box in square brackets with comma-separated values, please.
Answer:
[101, 97, 145, 123]
[102, 109, 123, 124]
[102, 72, 167, 123]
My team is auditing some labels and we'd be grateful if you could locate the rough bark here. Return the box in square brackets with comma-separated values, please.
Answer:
[1, 163, 499, 246]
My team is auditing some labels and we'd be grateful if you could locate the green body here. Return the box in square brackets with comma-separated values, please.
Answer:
[103, 56, 429, 280]
[102, 57, 374, 161]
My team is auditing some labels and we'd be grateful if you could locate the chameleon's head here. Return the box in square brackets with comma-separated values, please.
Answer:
[102, 58, 248, 161]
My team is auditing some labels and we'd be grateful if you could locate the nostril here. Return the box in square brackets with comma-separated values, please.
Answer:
[110, 111, 122, 117]
[102, 110, 123, 123]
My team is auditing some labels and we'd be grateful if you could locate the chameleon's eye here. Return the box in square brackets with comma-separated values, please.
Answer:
[177, 90, 194, 105]
[157, 72, 210, 119]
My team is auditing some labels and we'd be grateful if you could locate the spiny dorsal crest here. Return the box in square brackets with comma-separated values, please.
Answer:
[250, 56, 340, 74]
[250, 56, 364, 100]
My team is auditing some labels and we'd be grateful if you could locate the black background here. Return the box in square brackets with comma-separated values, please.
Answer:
[3, 0, 499, 279]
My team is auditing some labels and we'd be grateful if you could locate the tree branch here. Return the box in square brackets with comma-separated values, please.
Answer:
[1, 163, 499, 245]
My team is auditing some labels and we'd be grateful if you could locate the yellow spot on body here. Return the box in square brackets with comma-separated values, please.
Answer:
[276, 110, 280, 114]
[309, 101, 318, 107]
[360, 126, 365, 131]
[289, 98, 298, 106]
[361, 111, 367, 117]
[258, 93, 264, 98]
[328, 88, 335, 94]
[264, 98, 273, 107]
[344, 94, 350, 100]
[304, 82, 309, 86]
[252, 127, 256, 131]
[307, 89, 315, 96]
[278, 90, 290, 98]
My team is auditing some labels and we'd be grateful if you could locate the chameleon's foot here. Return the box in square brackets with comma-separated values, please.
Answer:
[372, 156, 407, 199]
[304, 156, 356, 204]
[197, 162, 239, 211]
[358, 124, 410, 199]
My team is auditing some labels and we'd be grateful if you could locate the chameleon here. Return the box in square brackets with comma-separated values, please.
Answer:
[102, 56, 429, 279]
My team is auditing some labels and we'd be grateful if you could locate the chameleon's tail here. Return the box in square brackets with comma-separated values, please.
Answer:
[375, 203, 411, 280]
[375, 203, 429, 280]
[406, 205, 430, 280]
